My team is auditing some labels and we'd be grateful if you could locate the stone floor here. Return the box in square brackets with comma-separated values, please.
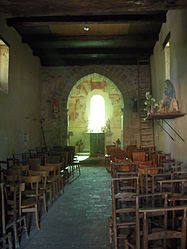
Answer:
[20, 166, 112, 249]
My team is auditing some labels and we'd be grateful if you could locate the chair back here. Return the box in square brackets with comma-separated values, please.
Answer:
[106, 145, 116, 155]
[125, 145, 137, 159]
[9, 165, 30, 176]
[132, 152, 146, 162]
[29, 170, 48, 189]
[28, 158, 42, 170]
[60, 151, 68, 168]
[45, 155, 61, 164]
[20, 175, 41, 198]
[45, 163, 61, 174]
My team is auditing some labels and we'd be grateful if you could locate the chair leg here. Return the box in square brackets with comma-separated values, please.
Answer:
[43, 193, 47, 214]
[55, 181, 58, 196]
[8, 232, 13, 249]
[35, 204, 40, 230]
[13, 221, 20, 248]
[125, 240, 129, 249]
[72, 165, 75, 177]
[22, 216, 29, 239]
[181, 214, 186, 249]
[53, 182, 56, 201]
[61, 176, 64, 193]
[49, 189, 53, 207]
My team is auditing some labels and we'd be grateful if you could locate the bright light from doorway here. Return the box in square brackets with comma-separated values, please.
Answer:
[89, 95, 105, 132]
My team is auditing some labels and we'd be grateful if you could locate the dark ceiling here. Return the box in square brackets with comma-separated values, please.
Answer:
[1, 1, 187, 66]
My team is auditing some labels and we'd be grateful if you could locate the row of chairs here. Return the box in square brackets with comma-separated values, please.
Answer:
[110, 157, 187, 249]
[0, 152, 81, 249]
[105, 144, 176, 173]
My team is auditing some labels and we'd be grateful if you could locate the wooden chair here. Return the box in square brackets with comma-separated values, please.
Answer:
[139, 205, 187, 249]
[43, 164, 59, 200]
[111, 176, 140, 249]
[28, 170, 48, 214]
[45, 163, 62, 194]
[60, 151, 69, 181]
[1, 182, 28, 248]
[138, 165, 159, 194]
[36, 166, 53, 207]
[1, 182, 19, 248]
[19, 175, 41, 230]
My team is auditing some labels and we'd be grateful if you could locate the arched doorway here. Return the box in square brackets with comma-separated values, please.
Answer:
[67, 73, 124, 154]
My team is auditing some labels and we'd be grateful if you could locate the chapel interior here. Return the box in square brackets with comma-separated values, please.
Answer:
[1, 1, 187, 249]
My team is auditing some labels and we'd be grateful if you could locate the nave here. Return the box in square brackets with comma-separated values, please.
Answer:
[19, 166, 111, 249]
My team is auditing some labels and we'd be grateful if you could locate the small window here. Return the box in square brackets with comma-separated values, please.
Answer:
[0, 38, 9, 94]
[88, 95, 105, 132]
[163, 33, 170, 80]
[164, 41, 170, 80]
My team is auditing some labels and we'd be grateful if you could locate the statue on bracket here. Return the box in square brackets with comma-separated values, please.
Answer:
[158, 79, 179, 113]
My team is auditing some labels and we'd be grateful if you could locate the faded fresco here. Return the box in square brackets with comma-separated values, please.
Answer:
[67, 73, 123, 152]
[41, 65, 149, 148]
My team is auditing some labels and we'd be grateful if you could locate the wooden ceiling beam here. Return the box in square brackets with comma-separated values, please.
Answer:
[7, 13, 166, 26]
[22, 33, 158, 43]
[40, 56, 149, 66]
[24, 38, 155, 49]
[33, 47, 152, 56]
[38, 52, 150, 62]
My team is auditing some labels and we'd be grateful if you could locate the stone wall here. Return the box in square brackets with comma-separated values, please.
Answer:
[41, 64, 151, 149]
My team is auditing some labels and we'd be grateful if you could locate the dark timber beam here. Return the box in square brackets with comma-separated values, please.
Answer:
[38, 52, 150, 62]
[22, 34, 158, 43]
[7, 13, 166, 26]
[40, 56, 149, 66]
[32, 47, 153, 56]
[24, 39, 155, 49]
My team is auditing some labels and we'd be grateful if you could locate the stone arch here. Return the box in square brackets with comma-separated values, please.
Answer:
[67, 72, 125, 152]
[63, 66, 134, 105]
[41, 65, 141, 148]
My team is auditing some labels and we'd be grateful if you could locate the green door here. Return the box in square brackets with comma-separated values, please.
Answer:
[90, 133, 105, 157]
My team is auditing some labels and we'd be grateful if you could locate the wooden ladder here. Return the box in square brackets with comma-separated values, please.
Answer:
[137, 59, 155, 149]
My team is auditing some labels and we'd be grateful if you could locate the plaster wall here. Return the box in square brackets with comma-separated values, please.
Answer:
[41, 65, 151, 149]
[151, 9, 187, 165]
[0, 19, 41, 160]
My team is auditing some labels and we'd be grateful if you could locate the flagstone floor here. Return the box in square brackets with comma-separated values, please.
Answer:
[20, 166, 112, 249]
